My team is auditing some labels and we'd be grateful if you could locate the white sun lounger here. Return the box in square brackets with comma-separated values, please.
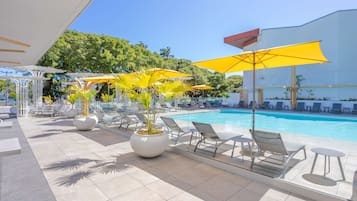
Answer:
[0, 138, 21, 157]
[0, 119, 13, 128]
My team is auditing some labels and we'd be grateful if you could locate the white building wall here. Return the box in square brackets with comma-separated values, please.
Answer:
[243, 9, 357, 102]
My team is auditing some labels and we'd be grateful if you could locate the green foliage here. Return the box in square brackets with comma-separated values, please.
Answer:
[43, 95, 53, 105]
[101, 93, 114, 102]
[226, 75, 243, 92]
[69, 80, 97, 116]
[67, 94, 78, 105]
[38, 30, 242, 98]
[114, 70, 191, 134]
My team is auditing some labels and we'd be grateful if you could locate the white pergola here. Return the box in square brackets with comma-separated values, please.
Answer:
[7, 65, 65, 109]
[0, 76, 48, 116]
[0, 0, 92, 116]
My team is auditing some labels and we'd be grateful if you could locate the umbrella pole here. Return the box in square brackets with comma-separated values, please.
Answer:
[252, 52, 256, 134]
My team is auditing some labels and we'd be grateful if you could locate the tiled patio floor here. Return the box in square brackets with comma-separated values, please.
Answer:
[1, 116, 313, 201]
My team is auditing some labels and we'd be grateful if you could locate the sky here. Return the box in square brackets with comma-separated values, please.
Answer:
[69, 0, 357, 62]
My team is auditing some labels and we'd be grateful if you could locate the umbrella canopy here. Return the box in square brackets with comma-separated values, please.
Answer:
[142, 68, 192, 80]
[193, 41, 328, 132]
[80, 75, 116, 83]
[191, 84, 214, 90]
[193, 41, 327, 73]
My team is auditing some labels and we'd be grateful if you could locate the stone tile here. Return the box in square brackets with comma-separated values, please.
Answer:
[245, 182, 271, 196]
[259, 189, 290, 201]
[227, 189, 264, 201]
[95, 174, 144, 199]
[111, 186, 165, 201]
[168, 192, 204, 201]
[191, 174, 243, 201]
[127, 167, 160, 185]
[146, 180, 186, 200]
[54, 185, 109, 201]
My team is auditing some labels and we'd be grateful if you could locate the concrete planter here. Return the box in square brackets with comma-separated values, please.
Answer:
[65, 109, 77, 118]
[130, 132, 169, 158]
[73, 114, 98, 131]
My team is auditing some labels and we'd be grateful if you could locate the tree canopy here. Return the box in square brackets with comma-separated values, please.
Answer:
[38, 30, 242, 98]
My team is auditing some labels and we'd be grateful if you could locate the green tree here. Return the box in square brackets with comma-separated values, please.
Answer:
[226, 75, 243, 92]
[38, 30, 233, 98]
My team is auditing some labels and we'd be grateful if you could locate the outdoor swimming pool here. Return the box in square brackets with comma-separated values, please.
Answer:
[170, 110, 357, 141]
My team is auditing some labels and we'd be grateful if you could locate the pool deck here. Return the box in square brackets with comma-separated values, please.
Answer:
[161, 108, 357, 200]
[1, 116, 313, 201]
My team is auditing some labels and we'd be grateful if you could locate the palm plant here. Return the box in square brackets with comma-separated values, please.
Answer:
[113, 69, 190, 134]
[69, 79, 97, 117]
[67, 94, 78, 109]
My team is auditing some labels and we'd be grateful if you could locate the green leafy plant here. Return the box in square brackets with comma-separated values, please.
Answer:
[67, 94, 78, 109]
[113, 69, 191, 135]
[69, 79, 97, 117]
[43, 95, 53, 105]
[101, 93, 114, 102]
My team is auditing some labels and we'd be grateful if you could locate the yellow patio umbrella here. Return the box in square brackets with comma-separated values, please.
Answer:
[80, 75, 116, 84]
[191, 84, 214, 90]
[191, 84, 214, 97]
[193, 41, 328, 132]
[80, 75, 117, 95]
[136, 68, 192, 80]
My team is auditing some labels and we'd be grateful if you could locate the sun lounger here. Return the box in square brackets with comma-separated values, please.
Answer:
[295, 102, 305, 112]
[250, 129, 306, 178]
[162, 102, 176, 112]
[311, 102, 321, 112]
[237, 100, 245, 108]
[262, 101, 270, 109]
[0, 119, 13, 128]
[248, 101, 256, 109]
[275, 102, 283, 110]
[161, 117, 194, 144]
[112, 114, 140, 129]
[352, 170, 357, 201]
[331, 103, 342, 113]
[192, 121, 241, 157]
[353, 104, 357, 115]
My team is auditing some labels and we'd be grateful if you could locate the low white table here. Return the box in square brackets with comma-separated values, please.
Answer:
[230, 136, 253, 159]
[310, 147, 345, 180]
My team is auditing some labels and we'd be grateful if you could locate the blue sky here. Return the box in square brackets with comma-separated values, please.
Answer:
[70, 0, 357, 62]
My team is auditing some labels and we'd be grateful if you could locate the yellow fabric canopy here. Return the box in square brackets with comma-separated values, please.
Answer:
[193, 40, 328, 132]
[193, 41, 328, 73]
[80, 75, 116, 83]
[121, 68, 192, 80]
[191, 84, 214, 90]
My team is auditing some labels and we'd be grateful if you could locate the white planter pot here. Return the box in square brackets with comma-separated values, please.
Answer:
[73, 115, 98, 131]
[65, 109, 77, 118]
[130, 132, 169, 158]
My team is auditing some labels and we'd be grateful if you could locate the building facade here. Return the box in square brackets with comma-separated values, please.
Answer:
[225, 9, 357, 104]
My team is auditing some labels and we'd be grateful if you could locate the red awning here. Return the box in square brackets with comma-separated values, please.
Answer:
[224, 28, 259, 49]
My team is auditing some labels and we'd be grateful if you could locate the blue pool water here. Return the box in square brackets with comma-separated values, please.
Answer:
[170, 110, 357, 141]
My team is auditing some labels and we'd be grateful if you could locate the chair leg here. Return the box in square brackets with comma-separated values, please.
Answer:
[303, 147, 307, 159]
[194, 139, 202, 152]
[250, 154, 255, 169]
[213, 147, 218, 157]
[174, 134, 180, 144]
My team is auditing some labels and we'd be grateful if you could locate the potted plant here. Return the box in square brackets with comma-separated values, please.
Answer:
[114, 69, 191, 157]
[69, 79, 98, 131]
[65, 94, 78, 118]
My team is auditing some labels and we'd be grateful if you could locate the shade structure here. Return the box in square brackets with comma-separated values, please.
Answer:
[118, 68, 192, 82]
[193, 41, 328, 132]
[191, 85, 214, 90]
[0, 0, 92, 66]
[143, 68, 192, 80]
[80, 75, 116, 84]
